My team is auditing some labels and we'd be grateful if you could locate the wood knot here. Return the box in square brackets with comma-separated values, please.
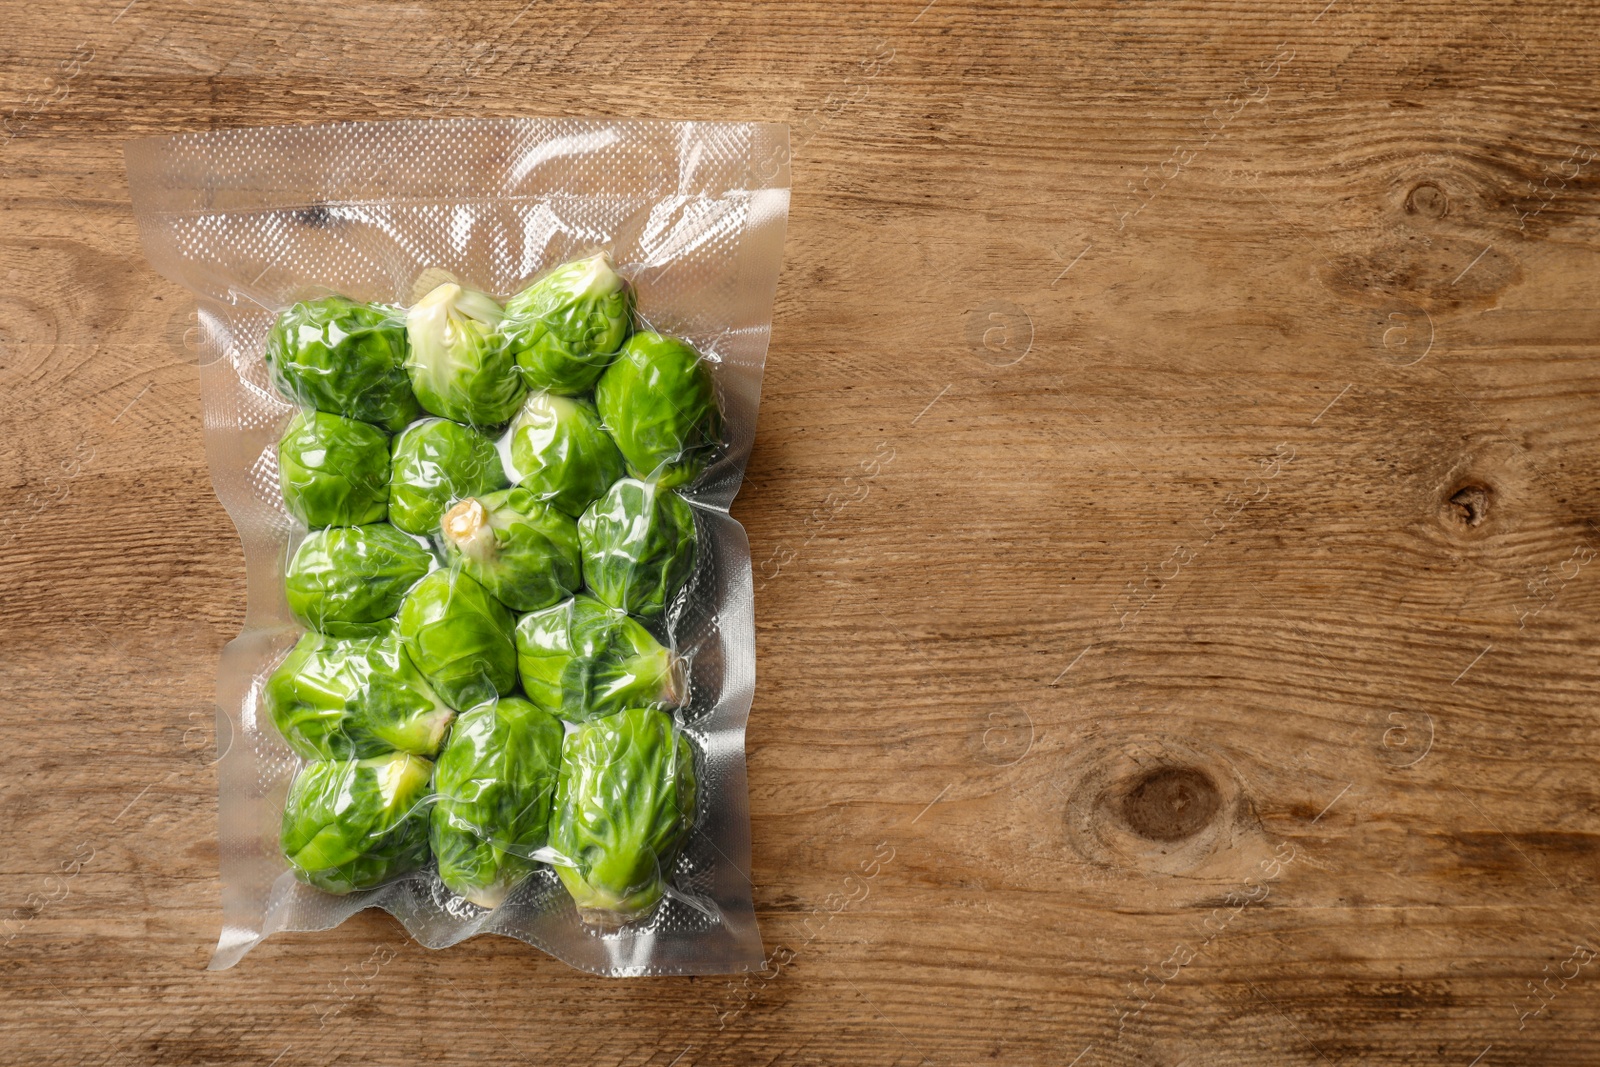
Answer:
[1405, 181, 1448, 219]
[1448, 483, 1491, 528]
[1061, 734, 1261, 876]
[1122, 767, 1221, 842]
[1424, 438, 1529, 545]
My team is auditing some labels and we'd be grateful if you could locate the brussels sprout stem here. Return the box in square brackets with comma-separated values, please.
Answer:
[442, 499, 497, 565]
[462, 883, 510, 910]
[378, 753, 433, 812]
[570, 251, 622, 300]
[661, 652, 685, 706]
[417, 709, 456, 754]
[452, 286, 506, 327]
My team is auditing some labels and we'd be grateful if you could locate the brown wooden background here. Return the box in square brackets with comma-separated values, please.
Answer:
[5, 0, 1600, 1063]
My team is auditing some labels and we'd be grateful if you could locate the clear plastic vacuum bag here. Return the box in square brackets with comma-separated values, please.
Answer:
[125, 117, 789, 974]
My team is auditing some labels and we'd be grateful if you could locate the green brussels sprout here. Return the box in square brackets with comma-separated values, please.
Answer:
[277, 410, 391, 528]
[264, 297, 420, 432]
[514, 595, 680, 722]
[548, 707, 698, 926]
[430, 696, 564, 908]
[405, 282, 525, 427]
[264, 626, 455, 760]
[388, 417, 508, 536]
[281, 752, 434, 894]
[284, 524, 435, 637]
[578, 478, 697, 618]
[397, 568, 518, 710]
[593, 331, 721, 488]
[507, 392, 626, 518]
[503, 252, 633, 394]
[439, 489, 582, 612]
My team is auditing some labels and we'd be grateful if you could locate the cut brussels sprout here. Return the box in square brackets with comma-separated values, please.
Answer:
[281, 752, 434, 894]
[430, 696, 564, 908]
[514, 595, 680, 722]
[548, 707, 698, 926]
[264, 297, 419, 431]
[440, 488, 582, 613]
[397, 568, 518, 710]
[506, 391, 626, 518]
[284, 523, 434, 637]
[594, 331, 721, 488]
[277, 410, 391, 528]
[578, 478, 697, 618]
[388, 417, 508, 536]
[405, 282, 525, 428]
[264, 625, 454, 760]
[503, 252, 633, 394]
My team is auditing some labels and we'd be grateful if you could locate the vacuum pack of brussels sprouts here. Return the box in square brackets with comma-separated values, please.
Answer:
[125, 118, 789, 974]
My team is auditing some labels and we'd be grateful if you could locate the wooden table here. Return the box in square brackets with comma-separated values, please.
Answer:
[5, 1, 1599, 1063]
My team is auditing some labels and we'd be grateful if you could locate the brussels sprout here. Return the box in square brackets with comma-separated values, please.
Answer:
[405, 282, 525, 427]
[506, 392, 626, 518]
[503, 252, 633, 394]
[277, 410, 391, 528]
[439, 489, 582, 613]
[264, 626, 454, 760]
[285, 524, 434, 637]
[265, 297, 419, 431]
[388, 418, 508, 536]
[594, 331, 721, 488]
[281, 752, 434, 894]
[514, 596, 680, 722]
[430, 696, 564, 908]
[578, 478, 697, 618]
[397, 569, 518, 710]
[548, 707, 698, 926]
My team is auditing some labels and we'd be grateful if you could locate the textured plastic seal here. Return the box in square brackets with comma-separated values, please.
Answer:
[125, 118, 789, 974]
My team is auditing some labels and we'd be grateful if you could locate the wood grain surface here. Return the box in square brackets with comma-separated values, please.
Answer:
[5, 0, 1600, 1063]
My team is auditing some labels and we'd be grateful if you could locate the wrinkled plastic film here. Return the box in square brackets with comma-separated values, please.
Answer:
[125, 118, 788, 974]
